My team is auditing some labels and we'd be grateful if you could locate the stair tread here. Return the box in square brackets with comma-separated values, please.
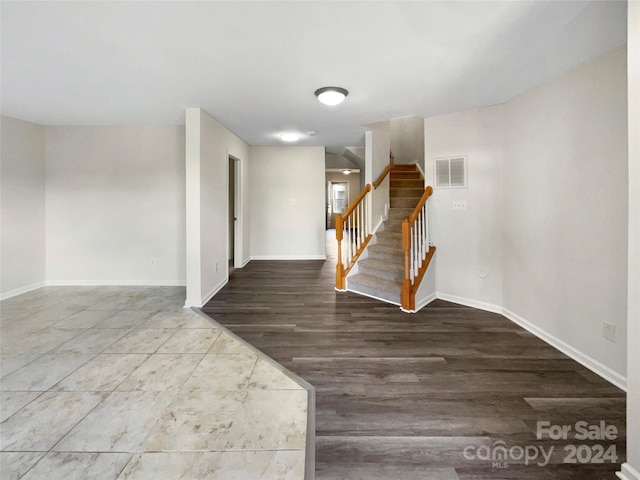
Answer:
[388, 208, 413, 215]
[376, 230, 401, 238]
[369, 242, 403, 253]
[359, 257, 404, 272]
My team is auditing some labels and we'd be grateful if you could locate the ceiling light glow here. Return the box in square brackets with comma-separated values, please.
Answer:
[280, 133, 300, 142]
[342, 169, 351, 175]
[315, 86, 349, 106]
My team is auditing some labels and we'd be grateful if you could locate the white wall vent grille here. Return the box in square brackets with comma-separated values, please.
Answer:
[435, 156, 467, 188]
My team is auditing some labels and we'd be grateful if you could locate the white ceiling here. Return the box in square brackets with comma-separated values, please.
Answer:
[1, 1, 627, 153]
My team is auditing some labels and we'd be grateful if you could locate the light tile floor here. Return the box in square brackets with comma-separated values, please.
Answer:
[0, 286, 308, 480]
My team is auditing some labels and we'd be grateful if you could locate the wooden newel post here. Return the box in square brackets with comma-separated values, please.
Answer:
[401, 217, 412, 311]
[335, 215, 345, 290]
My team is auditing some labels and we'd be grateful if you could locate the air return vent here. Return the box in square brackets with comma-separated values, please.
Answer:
[435, 156, 467, 188]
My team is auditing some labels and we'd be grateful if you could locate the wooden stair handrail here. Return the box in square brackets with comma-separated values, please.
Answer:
[342, 184, 371, 220]
[401, 185, 435, 311]
[335, 183, 373, 290]
[372, 165, 393, 189]
[408, 186, 434, 223]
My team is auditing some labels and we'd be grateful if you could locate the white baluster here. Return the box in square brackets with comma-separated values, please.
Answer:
[419, 206, 423, 260]
[418, 212, 423, 267]
[348, 213, 352, 262]
[423, 203, 428, 253]
[361, 200, 365, 243]
[415, 221, 419, 276]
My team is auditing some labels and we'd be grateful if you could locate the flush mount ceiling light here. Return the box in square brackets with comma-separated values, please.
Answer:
[314, 86, 349, 106]
[342, 169, 351, 175]
[280, 133, 301, 142]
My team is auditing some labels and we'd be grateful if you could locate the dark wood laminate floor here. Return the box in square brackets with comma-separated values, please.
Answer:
[202, 233, 626, 480]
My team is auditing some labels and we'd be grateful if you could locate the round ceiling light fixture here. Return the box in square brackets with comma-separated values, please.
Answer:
[342, 169, 351, 175]
[280, 132, 301, 142]
[314, 86, 349, 106]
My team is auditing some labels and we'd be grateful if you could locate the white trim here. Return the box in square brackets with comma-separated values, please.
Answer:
[617, 464, 640, 480]
[410, 160, 426, 180]
[199, 278, 228, 307]
[46, 279, 186, 287]
[184, 297, 202, 309]
[414, 291, 437, 312]
[502, 307, 627, 392]
[240, 257, 251, 268]
[434, 292, 627, 391]
[373, 216, 386, 235]
[400, 292, 437, 313]
[0, 282, 46, 301]
[250, 255, 326, 260]
[435, 291, 502, 314]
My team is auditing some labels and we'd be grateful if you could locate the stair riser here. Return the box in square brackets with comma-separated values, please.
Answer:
[368, 249, 404, 263]
[383, 222, 404, 232]
[359, 265, 404, 283]
[391, 164, 418, 171]
[374, 234, 401, 246]
[391, 180, 423, 188]
[384, 218, 409, 228]
[390, 197, 421, 208]
[390, 172, 422, 180]
[387, 210, 409, 218]
[347, 280, 400, 305]
[390, 188, 424, 197]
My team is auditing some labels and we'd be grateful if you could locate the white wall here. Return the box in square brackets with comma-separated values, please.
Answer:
[365, 124, 391, 231]
[391, 115, 425, 169]
[425, 106, 505, 310]
[249, 146, 325, 260]
[503, 45, 628, 384]
[0, 116, 46, 298]
[45, 126, 186, 286]
[185, 108, 250, 307]
[622, 2, 640, 478]
[424, 45, 628, 387]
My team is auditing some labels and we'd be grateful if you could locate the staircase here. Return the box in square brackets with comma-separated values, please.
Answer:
[347, 164, 424, 304]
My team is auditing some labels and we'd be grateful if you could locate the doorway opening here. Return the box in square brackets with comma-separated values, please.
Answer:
[229, 155, 241, 275]
[327, 181, 349, 230]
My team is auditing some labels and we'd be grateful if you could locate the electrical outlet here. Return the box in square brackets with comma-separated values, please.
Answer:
[603, 322, 616, 342]
[452, 200, 467, 210]
[150, 257, 157, 266]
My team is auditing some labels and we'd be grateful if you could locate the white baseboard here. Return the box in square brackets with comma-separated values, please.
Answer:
[502, 307, 626, 391]
[184, 277, 228, 309]
[415, 291, 438, 312]
[0, 282, 46, 301]
[435, 292, 503, 314]
[250, 255, 326, 260]
[46, 280, 186, 287]
[435, 292, 627, 391]
[200, 278, 228, 307]
[617, 464, 640, 480]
